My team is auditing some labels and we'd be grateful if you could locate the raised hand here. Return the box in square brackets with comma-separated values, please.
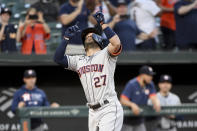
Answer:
[112, 15, 121, 24]
[38, 11, 44, 23]
[64, 22, 81, 40]
[193, 0, 197, 8]
[18, 20, 24, 28]
[78, 0, 84, 8]
[76, 0, 84, 13]
[93, 11, 105, 25]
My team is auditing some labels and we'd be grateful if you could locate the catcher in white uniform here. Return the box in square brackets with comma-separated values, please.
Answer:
[54, 12, 123, 131]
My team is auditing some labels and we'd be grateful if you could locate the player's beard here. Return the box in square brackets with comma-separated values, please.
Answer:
[143, 79, 149, 86]
[85, 41, 100, 51]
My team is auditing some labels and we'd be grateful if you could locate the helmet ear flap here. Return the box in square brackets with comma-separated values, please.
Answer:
[92, 33, 104, 49]
[92, 34, 110, 49]
[92, 33, 105, 49]
[81, 28, 109, 50]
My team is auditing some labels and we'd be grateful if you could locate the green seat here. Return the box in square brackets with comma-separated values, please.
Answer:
[11, 3, 25, 13]
[2, 0, 17, 9]
[9, 2, 30, 24]
[47, 30, 62, 52]
[48, 22, 62, 31]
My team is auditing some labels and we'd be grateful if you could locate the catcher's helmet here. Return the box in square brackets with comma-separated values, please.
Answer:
[81, 28, 107, 50]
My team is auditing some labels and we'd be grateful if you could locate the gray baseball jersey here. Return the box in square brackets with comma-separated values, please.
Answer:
[157, 92, 181, 131]
[148, 92, 181, 131]
[156, 92, 181, 106]
[148, 92, 181, 106]
[66, 47, 118, 104]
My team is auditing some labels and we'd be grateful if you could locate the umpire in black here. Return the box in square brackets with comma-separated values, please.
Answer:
[0, 8, 17, 53]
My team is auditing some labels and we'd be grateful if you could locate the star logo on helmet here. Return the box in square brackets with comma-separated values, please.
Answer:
[28, 70, 33, 75]
[164, 75, 169, 80]
[148, 67, 153, 72]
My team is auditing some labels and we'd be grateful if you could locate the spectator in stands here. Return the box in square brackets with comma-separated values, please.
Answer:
[149, 74, 181, 131]
[108, 0, 157, 51]
[59, 0, 95, 54]
[86, 0, 116, 25]
[0, 8, 17, 53]
[31, 0, 59, 22]
[174, 0, 197, 50]
[159, 0, 178, 50]
[16, 8, 50, 55]
[120, 65, 160, 131]
[11, 69, 59, 131]
[130, 0, 161, 50]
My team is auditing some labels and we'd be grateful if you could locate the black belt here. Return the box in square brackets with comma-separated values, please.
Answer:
[89, 100, 109, 110]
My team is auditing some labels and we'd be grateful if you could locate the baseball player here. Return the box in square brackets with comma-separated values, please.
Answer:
[54, 12, 123, 131]
[11, 69, 59, 131]
[120, 65, 161, 131]
[148, 74, 181, 131]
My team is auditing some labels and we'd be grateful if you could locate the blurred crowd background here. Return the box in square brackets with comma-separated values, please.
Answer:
[0, 0, 197, 55]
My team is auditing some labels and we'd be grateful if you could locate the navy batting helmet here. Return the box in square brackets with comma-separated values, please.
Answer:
[81, 28, 108, 50]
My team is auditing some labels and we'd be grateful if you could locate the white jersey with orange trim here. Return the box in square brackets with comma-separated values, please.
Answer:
[66, 46, 123, 131]
[66, 47, 120, 104]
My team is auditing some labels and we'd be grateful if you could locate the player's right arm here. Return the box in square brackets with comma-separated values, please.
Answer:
[53, 38, 69, 68]
[120, 83, 141, 116]
[120, 97, 141, 116]
[11, 91, 24, 113]
[54, 24, 80, 69]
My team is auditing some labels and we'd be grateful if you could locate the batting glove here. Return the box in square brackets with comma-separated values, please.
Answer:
[93, 11, 105, 26]
[64, 22, 81, 40]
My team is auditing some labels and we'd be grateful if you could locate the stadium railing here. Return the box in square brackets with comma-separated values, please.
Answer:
[17, 104, 197, 131]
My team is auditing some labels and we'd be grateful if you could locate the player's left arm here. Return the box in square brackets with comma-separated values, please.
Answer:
[149, 83, 161, 112]
[11, 91, 21, 113]
[102, 24, 122, 56]
[149, 95, 161, 112]
[93, 11, 122, 56]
